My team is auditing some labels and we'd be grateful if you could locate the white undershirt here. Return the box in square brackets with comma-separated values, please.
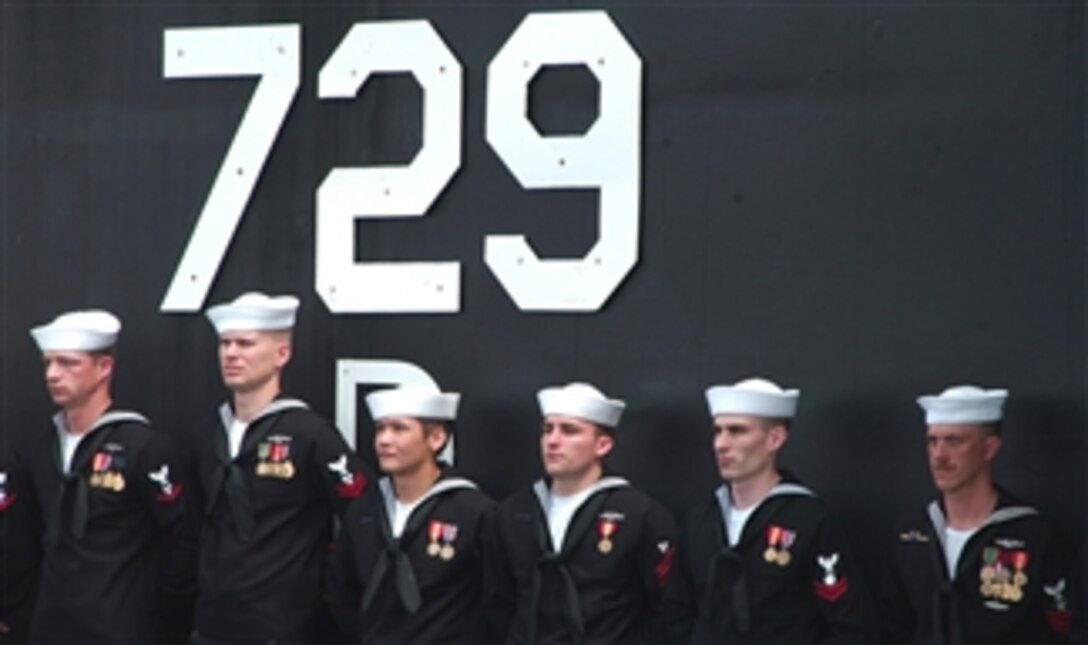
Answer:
[727, 504, 756, 546]
[60, 432, 84, 474]
[547, 488, 596, 551]
[227, 419, 248, 459]
[391, 498, 424, 539]
[944, 527, 973, 578]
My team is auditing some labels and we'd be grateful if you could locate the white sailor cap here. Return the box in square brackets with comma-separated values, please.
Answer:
[206, 292, 299, 334]
[30, 310, 121, 352]
[705, 378, 800, 419]
[538, 382, 625, 428]
[917, 385, 1007, 424]
[366, 384, 460, 422]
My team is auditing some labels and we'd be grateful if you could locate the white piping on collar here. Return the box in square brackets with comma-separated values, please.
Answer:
[532, 476, 630, 517]
[715, 481, 815, 541]
[218, 398, 308, 431]
[378, 475, 478, 531]
[926, 499, 1039, 556]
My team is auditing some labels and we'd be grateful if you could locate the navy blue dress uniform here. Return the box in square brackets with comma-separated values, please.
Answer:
[487, 478, 677, 644]
[879, 385, 1074, 644]
[193, 291, 370, 644]
[485, 383, 678, 645]
[24, 309, 196, 645]
[326, 471, 495, 643]
[663, 475, 869, 644]
[663, 378, 870, 644]
[878, 490, 1074, 644]
[193, 399, 368, 643]
[26, 410, 196, 644]
[0, 437, 41, 644]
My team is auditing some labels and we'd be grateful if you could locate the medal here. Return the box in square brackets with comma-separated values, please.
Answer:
[93, 452, 111, 472]
[1011, 551, 1029, 586]
[1008, 550, 1029, 601]
[597, 518, 618, 556]
[257, 438, 295, 479]
[764, 525, 795, 567]
[427, 520, 443, 557]
[440, 524, 458, 561]
[765, 525, 782, 563]
[108, 472, 125, 491]
[980, 546, 999, 590]
[779, 527, 796, 566]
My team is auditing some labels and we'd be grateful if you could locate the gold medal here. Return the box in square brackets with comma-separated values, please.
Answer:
[598, 539, 613, 554]
[980, 566, 995, 582]
[980, 583, 991, 597]
[764, 547, 778, 563]
[776, 550, 791, 566]
[427, 543, 441, 557]
[1007, 586, 1023, 603]
[440, 544, 455, 561]
[111, 473, 126, 492]
[1013, 571, 1027, 586]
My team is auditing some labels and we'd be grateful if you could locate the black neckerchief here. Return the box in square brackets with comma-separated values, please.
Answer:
[923, 488, 1038, 645]
[695, 473, 815, 639]
[48, 410, 149, 545]
[525, 477, 630, 645]
[360, 472, 478, 638]
[207, 398, 308, 543]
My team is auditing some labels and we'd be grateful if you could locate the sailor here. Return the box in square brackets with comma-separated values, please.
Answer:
[486, 382, 677, 644]
[192, 292, 369, 644]
[25, 310, 196, 644]
[878, 385, 1073, 643]
[326, 382, 495, 643]
[663, 377, 869, 643]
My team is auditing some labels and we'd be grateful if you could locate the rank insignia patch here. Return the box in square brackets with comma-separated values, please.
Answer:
[426, 520, 458, 561]
[979, 546, 1029, 604]
[1043, 579, 1071, 635]
[813, 552, 849, 602]
[148, 464, 182, 503]
[764, 524, 796, 566]
[256, 436, 295, 479]
[655, 541, 675, 588]
[327, 453, 365, 498]
[89, 451, 125, 491]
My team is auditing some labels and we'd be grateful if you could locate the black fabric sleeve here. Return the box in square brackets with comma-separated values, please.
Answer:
[876, 534, 917, 645]
[324, 504, 363, 641]
[638, 501, 678, 644]
[805, 515, 871, 644]
[138, 430, 198, 645]
[660, 520, 699, 645]
[482, 509, 517, 644]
